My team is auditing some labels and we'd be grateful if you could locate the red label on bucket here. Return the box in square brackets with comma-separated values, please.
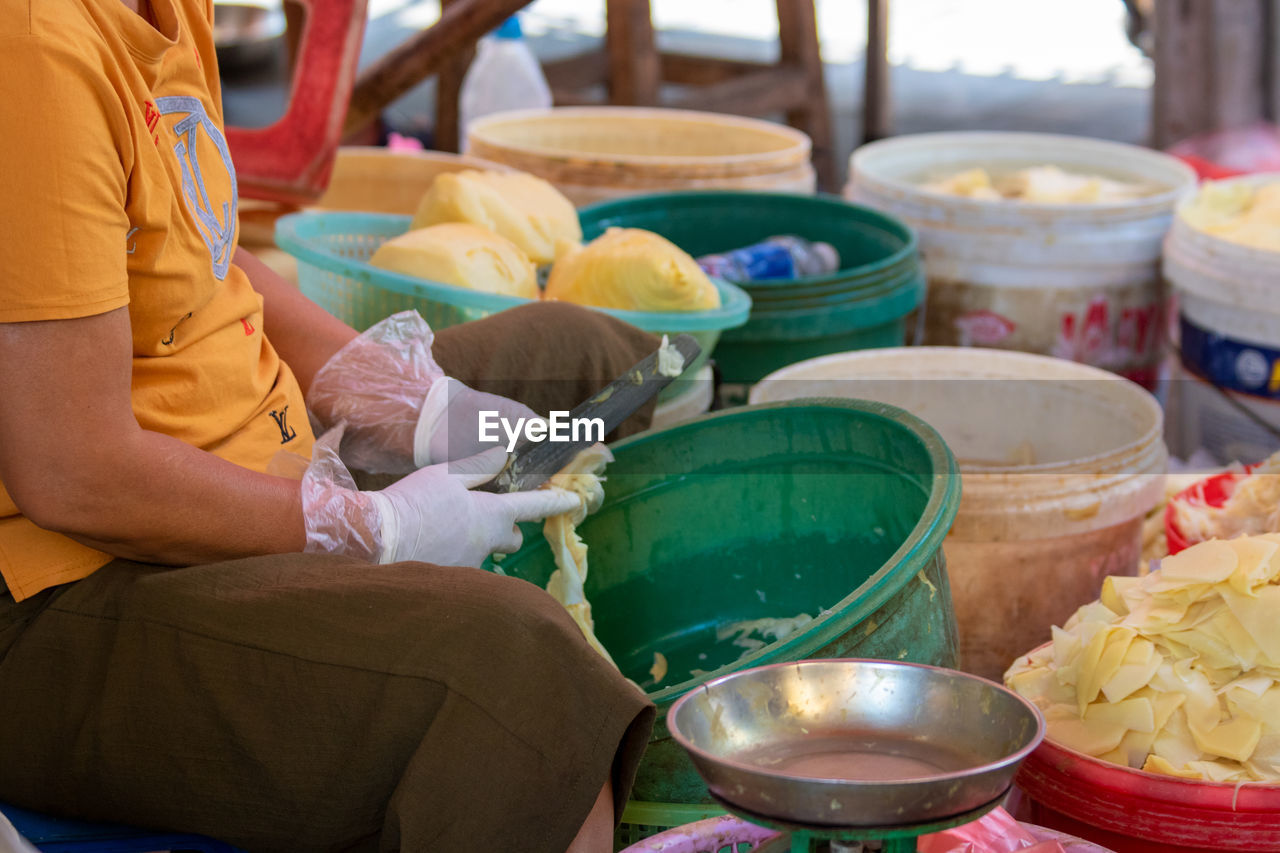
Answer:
[1052, 295, 1162, 371]
[954, 310, 1016, 345]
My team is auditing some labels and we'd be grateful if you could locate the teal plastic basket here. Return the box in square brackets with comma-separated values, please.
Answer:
[273, 211, 751, 382]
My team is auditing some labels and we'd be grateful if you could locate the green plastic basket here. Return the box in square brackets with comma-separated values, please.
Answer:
[578, 191, 925, 384]
[486, 398, 961, 813]
[615, 801, 728, 849]
[273, 211, 751, 386]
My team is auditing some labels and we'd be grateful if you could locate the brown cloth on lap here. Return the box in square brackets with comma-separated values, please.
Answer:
[432, 301, 662, 442]
[0, 554, 654, 852]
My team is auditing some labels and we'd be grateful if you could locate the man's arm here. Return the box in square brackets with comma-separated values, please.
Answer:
[234, 247, 358, 395]
[0, 308, 307, 564]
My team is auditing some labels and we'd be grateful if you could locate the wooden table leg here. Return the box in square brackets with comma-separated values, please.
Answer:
[282, 0, 305, 76]
[778, 0, 836, 190]
[863, 0, 892, 144]
[434, 0, 475, 151]
[606, 0, 660, 106]
[1151, 0, 1268, 148]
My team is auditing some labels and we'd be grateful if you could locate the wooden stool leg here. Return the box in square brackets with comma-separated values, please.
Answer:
[862, 0, 892, 144]
[434, 0, 475, 151]
[605, 0, 660, 106]
[777, 0, 836, 190]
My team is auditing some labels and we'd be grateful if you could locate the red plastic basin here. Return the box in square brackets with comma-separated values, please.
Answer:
[1015, 736, 1280, 852]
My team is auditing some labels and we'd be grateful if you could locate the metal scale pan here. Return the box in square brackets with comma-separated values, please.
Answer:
[667, 659, 1046, 852]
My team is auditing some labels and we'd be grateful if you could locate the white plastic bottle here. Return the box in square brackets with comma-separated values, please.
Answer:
[459, 16, 552, 145]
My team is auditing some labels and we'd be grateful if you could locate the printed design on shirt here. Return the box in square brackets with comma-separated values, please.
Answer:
[153, 96, 238, 281]
[161, 312, 193, 346]
[269, 406, 297, 444]
[241, 317, 255, 336]
[126, 227, 140, 254]
[143, 100, 160, 145]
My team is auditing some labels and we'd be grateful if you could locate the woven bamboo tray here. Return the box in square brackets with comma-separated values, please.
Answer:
[465, 107, 813, 197]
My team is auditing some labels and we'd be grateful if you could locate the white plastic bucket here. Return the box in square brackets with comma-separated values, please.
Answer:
[847, 132, 1196, 388]
[1163, 173, 1280, 465]
[649, 366, 714, 431]
[750, 347, 1167, 680]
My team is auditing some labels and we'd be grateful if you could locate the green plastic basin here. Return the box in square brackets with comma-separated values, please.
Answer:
[577, 191, 924, 384]
[486, 398, 961, 804]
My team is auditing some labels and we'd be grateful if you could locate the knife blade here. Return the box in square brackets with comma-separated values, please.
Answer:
[475, 334, 702, 493]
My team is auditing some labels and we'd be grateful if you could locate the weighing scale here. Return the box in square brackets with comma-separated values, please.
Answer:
[666, 659, 1046, 853]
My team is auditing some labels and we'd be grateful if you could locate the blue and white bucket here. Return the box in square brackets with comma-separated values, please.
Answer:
[1164, 173, 1280, 465]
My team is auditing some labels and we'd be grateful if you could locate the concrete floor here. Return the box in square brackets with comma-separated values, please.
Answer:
[219, 0, 1154, 185]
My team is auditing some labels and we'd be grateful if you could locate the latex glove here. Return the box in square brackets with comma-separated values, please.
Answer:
[302, 428, 578, 568]
[413, 376, 541, 466]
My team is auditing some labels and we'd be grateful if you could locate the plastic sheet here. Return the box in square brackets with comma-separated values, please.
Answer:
[919, 808, 1067, 853]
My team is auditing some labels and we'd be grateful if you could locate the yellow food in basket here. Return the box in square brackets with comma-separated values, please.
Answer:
[544, 228, 720, 312]
[923, 165, 1150, 203]
[368, 222, 538, 299]
[543, 444, 617, 667]
[1005, 534, 1280, 782]
[1180, 181, 1280, 251]
[410, 170, 582, 265]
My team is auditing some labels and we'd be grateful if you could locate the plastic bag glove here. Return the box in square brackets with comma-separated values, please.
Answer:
[302, 428, 579, 568]
[305, 311, 446, 475]
[413, 376, 541, 466]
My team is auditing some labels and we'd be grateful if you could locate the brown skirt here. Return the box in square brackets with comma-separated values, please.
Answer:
[0, 554, 654, 852]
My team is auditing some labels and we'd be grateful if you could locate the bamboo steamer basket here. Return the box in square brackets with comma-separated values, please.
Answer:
[465, 107, 815, 205]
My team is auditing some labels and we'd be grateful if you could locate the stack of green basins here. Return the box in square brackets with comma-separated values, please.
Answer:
[577, 191, 925, 385]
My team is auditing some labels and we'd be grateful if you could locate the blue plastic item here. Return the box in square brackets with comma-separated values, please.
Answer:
[494, 16, 522, 38]
[0, 802, 243, 853]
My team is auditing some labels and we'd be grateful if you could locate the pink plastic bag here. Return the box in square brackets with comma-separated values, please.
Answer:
[386, 131, 425, 152]
[918, 808, 1067, 853]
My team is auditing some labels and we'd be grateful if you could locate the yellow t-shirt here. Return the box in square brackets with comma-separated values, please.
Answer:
[0, 0, 315, 600]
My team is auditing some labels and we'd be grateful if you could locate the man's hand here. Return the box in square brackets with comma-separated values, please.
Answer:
[366, 448, 578, 567]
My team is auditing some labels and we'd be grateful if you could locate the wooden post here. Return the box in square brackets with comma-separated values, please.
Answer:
[434, 0, 475, 152]
[1268, 0, 1280, 121]
[605, 0, 660, 106]
[282, 0, 305, 76]
[1152, 0, 1269, 148]
[862, 0, 891, 144]
[777, 0, 836, 190]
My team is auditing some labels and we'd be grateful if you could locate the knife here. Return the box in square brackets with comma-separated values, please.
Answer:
[475, 334, 702, 493]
